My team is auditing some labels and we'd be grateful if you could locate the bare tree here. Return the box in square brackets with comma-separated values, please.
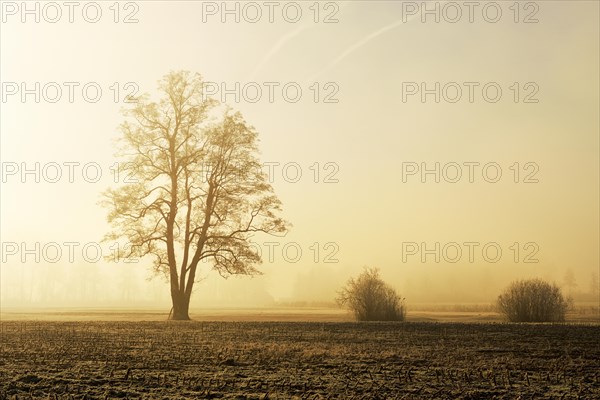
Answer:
[563, 268, 578, 295]
[590, 271, 599, 297]
[103, 71, 289, 319]
[336, 267, 406, 321]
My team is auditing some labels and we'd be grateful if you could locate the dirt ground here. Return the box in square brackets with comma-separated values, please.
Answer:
[1, 318, 599, 399]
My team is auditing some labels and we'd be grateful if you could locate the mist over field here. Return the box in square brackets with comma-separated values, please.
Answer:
[1, 2, 599, 399]
[1, 261, 595, 309]
[2, 2, 599, 317]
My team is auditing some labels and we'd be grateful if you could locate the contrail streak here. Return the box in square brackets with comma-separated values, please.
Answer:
[249, 2, 351, 80]
[248, 25, 308, 80]
[303, 1, 444, 84]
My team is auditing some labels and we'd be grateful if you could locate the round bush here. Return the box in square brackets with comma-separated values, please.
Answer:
[336, 267, 406, 321]
[497, 279, 568, 322]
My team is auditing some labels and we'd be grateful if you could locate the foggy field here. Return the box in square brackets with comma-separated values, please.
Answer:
[2, 306, 598, 323]
[3, 2, 599, 399]
[1, 319, 599, 399]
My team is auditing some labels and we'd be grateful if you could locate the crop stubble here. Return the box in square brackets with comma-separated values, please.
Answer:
[0, 321, 599, 399]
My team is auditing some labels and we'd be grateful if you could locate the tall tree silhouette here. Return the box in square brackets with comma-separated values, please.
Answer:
[103, 71, 289, 319]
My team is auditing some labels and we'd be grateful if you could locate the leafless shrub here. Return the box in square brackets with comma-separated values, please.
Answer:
[336, 267, 406, 321]
[497, 279, 569, 322]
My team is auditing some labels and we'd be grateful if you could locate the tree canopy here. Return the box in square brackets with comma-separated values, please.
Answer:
[103, 71, 289, 319]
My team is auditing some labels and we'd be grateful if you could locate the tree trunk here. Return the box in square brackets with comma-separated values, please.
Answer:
[170, 291, 190, 320]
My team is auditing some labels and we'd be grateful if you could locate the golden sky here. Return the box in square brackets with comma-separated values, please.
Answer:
[1, 1, 598, 307]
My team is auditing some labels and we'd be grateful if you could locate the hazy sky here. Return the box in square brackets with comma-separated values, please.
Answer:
[1, 1, 598, 307]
